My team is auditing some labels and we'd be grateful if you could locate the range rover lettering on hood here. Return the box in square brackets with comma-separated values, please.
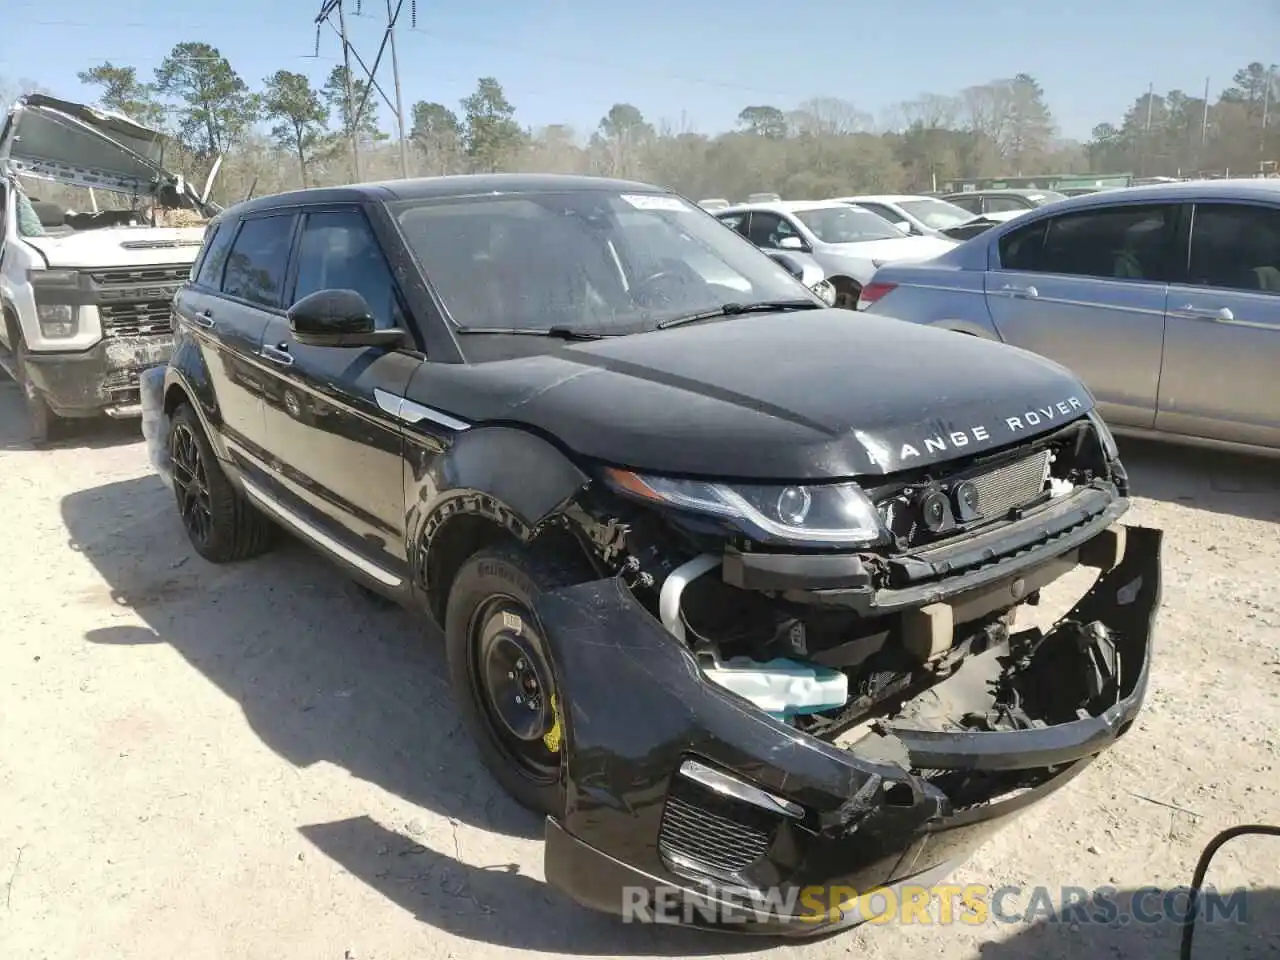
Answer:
[859, 396, 1084, 467]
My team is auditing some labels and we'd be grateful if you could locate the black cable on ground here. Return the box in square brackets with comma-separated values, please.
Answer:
[1180, 824, 1280, 960]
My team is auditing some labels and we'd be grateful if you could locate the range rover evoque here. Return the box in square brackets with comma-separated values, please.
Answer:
[144, 174, 1162, 935]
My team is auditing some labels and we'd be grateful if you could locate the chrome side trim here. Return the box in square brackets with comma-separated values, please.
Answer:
[373, 387, 470, 431]
[240, 478, 402, 588]
[678, 759, 805, 820]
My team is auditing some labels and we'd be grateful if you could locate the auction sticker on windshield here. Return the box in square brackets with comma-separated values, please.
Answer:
[621, 194, 691, 212]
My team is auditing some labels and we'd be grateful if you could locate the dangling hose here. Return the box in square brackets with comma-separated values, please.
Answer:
[1179, 824, 1280, 960]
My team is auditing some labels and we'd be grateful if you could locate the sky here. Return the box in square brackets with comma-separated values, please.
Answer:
[2, 0, 1277, 143]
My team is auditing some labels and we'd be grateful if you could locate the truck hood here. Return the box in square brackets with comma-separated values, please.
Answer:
[0, 94, 214, 214]
[825, 234, 957, 263]
[24, 226, 204, 268]
[410, 310, 1095, 480]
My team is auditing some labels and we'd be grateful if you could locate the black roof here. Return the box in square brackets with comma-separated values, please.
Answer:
[215, 173, 667, 221]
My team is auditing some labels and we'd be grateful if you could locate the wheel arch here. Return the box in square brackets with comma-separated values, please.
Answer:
[411, 425, 594, 623]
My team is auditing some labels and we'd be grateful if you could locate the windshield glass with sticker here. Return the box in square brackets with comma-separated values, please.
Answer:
[389, 190, 805, 334]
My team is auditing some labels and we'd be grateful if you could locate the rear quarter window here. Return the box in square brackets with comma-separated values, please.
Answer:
[193, 222, 233, 287]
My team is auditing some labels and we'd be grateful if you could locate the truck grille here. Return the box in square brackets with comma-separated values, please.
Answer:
[968, 449, 1051, 519]
[657, 778, 776, 881]
[88, 265, 191, 287]
[100, 302, 174, 339]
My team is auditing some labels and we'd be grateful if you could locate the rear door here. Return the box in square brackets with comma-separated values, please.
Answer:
[257, 205, 421, 586]
[983, 201, 1178, 428]
[1156, 200, 1280, 449]
[173, 213, 295, 463]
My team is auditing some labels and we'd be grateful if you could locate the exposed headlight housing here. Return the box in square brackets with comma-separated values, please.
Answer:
[1087, 409, 1120, 460]
[604, 468, 886, 546]
[811, 279, 837, 306]
[27, 268, 79, 286]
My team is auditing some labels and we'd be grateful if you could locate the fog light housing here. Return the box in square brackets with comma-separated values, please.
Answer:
[37, 303, 77, 338]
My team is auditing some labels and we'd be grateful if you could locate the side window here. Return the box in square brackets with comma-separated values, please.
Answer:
[194, 221, 234, 288]
[1028, 204, 1176, 281]
[716, 213, 747, 234]
[1187, 203, 1280, 294]
[998, 218, 1049, 271]
[985, 196, 1030, 214]
[291, 210, 401, 329]
[949, 195, 981, 214]
[221, 214, 295, 308]
[858, 203, 895, 223]
[746, 212, 800, 249]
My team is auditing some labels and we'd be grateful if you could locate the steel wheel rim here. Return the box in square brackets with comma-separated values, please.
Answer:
[468, 593, 561, 785]
[170, 423, 214, 546]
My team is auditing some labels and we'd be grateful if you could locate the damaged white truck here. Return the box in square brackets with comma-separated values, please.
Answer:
[0, 94, 218, 443]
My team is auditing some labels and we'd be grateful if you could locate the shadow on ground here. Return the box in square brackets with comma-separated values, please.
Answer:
[0, 379, 144, 452]
[974, 885, 1279, 960]
[1117, 435, 1280, 525]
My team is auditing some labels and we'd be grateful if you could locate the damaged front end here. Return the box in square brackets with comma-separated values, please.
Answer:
[534, 417, 1161, 934]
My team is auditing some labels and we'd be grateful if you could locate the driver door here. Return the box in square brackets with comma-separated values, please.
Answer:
[258, 205, 422, 587]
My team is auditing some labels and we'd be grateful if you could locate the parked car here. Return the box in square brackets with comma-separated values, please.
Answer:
[859, 179, 1280, 456]
[714, 200, 956, 307]
[145, 172, 1158, 935]
[745, 192, 781, 203]
[828, 194, 980, 238]
[0, 94, 219, 443]
[941, 188, 1067, 217]
[935, 209, 1027, 241]
[698, 198, 730, 211]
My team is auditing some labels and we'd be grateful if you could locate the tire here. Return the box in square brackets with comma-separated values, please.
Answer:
[832, 279, 862, 310]
[444, 543, 588, 816]
[14, 338, 62, 446]
[168, 403, 274, 563]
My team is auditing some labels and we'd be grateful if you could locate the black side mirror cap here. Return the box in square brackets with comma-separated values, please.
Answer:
[287, 288, 404, 348]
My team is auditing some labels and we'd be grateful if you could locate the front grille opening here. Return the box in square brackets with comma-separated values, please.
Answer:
[88, 264, 191, 286]
[658, 774, 779, 883]
[100, 302, 174, 339]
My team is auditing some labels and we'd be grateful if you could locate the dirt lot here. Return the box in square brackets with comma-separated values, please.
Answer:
[1, 375, 1278, 960]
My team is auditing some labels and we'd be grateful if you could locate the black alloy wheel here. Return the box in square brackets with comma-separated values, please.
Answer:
[170, 419, 213, 548]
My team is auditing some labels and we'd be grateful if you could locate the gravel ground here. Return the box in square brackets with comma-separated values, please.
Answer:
[1, 375, 1278, 960]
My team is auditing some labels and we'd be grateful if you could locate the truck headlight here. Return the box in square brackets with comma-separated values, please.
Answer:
[604, 468, 886, 546]
[37, 303, 77, 338]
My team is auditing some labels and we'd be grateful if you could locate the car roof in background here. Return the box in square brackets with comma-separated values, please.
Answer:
[975, 178, 1280, 220]
[831, 194, 938, 204]
[717, 199, 869, 216]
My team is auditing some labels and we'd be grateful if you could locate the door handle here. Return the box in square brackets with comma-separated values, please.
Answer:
[191, 309, 215, 329]
[1179, 304, 1234, 323]
[1000, 283, 1038, 298]
[261, 343, 294, 366]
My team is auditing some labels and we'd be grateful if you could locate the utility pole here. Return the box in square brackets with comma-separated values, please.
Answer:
[1262, 64, 1274, 168]
[335, 0, 362, 180]
[387, 0, 410, 178]
[314, 0, 413, 182]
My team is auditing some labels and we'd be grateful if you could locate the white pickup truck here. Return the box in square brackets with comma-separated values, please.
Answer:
[0, 95, 219, 443]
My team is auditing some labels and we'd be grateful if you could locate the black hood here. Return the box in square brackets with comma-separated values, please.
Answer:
[409, 310, 1094, 481]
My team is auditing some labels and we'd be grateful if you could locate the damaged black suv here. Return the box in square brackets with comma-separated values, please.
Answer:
[148, 174, 1161, 935]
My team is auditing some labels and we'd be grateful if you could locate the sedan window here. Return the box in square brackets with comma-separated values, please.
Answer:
[1001, 204, 1178, 281]
[1186, 203, 1280, 294]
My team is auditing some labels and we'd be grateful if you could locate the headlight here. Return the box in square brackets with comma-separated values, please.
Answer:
[27, 269, 79, 286]
[1087, 409, 1119, 459]
[604, 469, 885, 546]
[36, 303, 77, 338]
[811, 279, 837, 306]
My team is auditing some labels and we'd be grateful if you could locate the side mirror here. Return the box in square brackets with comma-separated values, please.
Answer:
[894, 220, 913, 234]
[765, 251, 805, 280]
[287, 289, 404, 348]
[776, 235, 806, 251]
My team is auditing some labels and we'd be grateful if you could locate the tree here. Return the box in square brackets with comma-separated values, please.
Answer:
[460, 77, 523, 173]
[76, 63, 165, 127]
[1003, 74, 1055, 173]
[261, 71, 327, 188]
[321, 65, 386, 147]
[153, 42, 259, 157]
[737, 105, 788, 138]
[594, 103, 653, 176]
[409, 100, 461, 175]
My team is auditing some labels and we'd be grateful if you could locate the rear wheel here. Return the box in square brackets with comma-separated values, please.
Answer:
[168, 403, 274, 562]
[444, 543, 588, 816]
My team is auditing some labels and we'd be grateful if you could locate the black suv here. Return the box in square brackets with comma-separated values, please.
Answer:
[149, 174, 1162, 935]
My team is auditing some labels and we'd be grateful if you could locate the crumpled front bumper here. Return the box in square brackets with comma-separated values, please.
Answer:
[535, 524, 1162, 936]
[22, 335, 172, 417]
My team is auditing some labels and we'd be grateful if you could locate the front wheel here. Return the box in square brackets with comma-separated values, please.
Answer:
[831, 279, 862, 310]
[444, 544, 586, 816]
[14, 339, 62, 446]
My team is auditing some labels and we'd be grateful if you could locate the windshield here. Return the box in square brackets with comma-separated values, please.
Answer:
[389, 190, 808, 335]
[792, 206, 903, 243]
[898, 197, 977, 229]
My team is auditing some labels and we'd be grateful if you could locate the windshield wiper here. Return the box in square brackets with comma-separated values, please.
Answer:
[655, 299, 822, 330]
[454, 326, 611, 341]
